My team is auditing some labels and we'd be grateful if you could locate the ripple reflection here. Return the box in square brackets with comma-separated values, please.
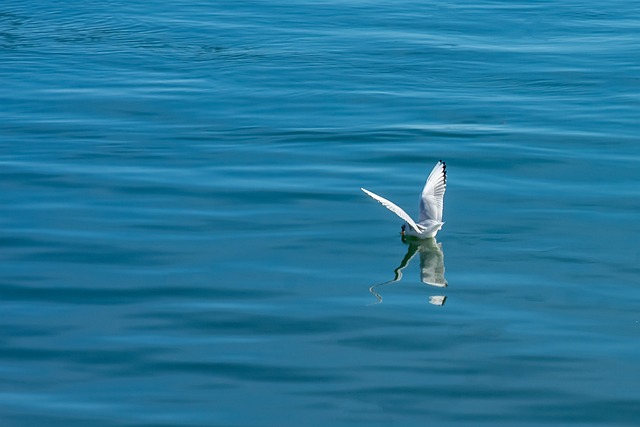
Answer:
[369, 237, 448, 305]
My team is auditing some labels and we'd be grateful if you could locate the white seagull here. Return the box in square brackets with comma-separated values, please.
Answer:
[361, 160, 447, 239]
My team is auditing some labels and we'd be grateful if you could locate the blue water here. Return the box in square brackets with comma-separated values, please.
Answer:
[2, 1, 640, 426]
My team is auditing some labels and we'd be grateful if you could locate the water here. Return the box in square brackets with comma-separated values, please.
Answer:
[2, 1, 640, 426]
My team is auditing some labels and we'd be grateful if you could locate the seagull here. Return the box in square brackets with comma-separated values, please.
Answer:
[361, 160, 447, 239]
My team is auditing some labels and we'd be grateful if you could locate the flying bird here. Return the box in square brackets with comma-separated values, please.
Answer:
[361, 160, 447, 239]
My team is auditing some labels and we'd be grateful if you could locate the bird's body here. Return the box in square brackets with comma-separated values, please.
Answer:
[361, 161, 447, 239]
[403, 219, 443, 239]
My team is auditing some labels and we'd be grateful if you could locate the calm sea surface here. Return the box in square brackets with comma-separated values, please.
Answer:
[1, 1, 639, 426]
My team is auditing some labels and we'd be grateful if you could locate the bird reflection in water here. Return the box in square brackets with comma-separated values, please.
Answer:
[369, 236, 447, 306]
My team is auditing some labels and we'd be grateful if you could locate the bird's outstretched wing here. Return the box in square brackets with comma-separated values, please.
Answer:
[361, 188, 421, 233]
[419, 160, 447, 223]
